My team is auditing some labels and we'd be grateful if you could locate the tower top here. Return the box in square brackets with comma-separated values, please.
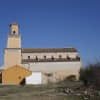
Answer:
[9, 22, 19, 36]
[10, 22, 19, 27]
[7, 23, 21, 48]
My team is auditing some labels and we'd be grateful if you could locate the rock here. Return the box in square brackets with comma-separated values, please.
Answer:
[84, 90, 88, 95]
[84, 97, 88, 100]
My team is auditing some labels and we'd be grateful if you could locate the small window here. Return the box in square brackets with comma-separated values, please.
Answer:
[44, 56, 46, 59]
[45, 73, 53, 77]
[76, 56, 80, 60]
[35, 56, 38, 60]
[66, 56, 70, 60]
[59, 55, 62, 59]
[28, 56, 30, 59]
[51, 56, 54, 60]
[18, 76, 21, 79]
[13, 30, 16, 35]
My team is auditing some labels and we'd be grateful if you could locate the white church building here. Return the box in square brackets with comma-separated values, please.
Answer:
[4, 23, 82, 84]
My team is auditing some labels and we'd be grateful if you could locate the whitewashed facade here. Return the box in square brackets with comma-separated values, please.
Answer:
[26, 72, 42, 85]
[21, 48, 82, 84]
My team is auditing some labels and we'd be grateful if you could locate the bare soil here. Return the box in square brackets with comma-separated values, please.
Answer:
[0, 81, 99, 100]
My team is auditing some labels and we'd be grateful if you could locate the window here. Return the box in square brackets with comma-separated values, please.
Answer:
[66, 56, 70, 60]
[35, 56, 38, 60]
[76, 56, 80, 60]
[44, 56, 46, 59]
[59, 55, 62, 59]
[51, 56, 54, 60]
[13, 30, 16, 35]
[28, 56, 30, 59]
[45, 73, 53, 77]
[18, 76, 21, 79]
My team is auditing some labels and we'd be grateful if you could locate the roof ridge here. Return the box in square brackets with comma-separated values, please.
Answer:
[21, 48, 77, 53]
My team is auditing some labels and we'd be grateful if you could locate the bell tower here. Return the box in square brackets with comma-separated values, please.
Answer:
[4, 23, 21, 68]
[7, 23, 21, 48]
[10, 23, 19, 36]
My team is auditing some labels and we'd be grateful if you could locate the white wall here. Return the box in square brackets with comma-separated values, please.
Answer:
[23, 61, 82, 84]
[26, 72, 42, 85]
[23, 62, 82, 72]
[22, 61, 82, 80]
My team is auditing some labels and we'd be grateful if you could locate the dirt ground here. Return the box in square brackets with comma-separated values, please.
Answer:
[0, 82, 82, 100]
[0, 81, 99, 100]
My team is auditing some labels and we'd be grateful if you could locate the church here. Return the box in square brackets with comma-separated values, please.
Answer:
[3, 23, 82, 84]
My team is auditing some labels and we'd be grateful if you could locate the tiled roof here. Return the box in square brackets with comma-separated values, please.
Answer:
[22, 48, 77, 53]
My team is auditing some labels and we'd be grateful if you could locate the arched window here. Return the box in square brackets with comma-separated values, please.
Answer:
[13, 30, 16, 35]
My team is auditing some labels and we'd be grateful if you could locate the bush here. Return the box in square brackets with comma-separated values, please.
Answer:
[80, 62, 100, 89]
[66, 75, 76, 81]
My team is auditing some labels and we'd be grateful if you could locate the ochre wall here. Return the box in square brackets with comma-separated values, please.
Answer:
[4, 49, 21, 69]
[2, 65, 31, 84]
[4, 23, 21, 68]
[7, 36, 21, 48]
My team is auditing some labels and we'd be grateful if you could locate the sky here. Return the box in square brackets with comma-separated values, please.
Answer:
[0, 0, 100, 66]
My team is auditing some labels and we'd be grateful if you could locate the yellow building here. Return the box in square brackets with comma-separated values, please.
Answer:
[2, 65, 31, 84]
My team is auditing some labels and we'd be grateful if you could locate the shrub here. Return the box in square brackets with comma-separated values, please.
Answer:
[66, 75, 76, 81]
[79, 62, 100, 89]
